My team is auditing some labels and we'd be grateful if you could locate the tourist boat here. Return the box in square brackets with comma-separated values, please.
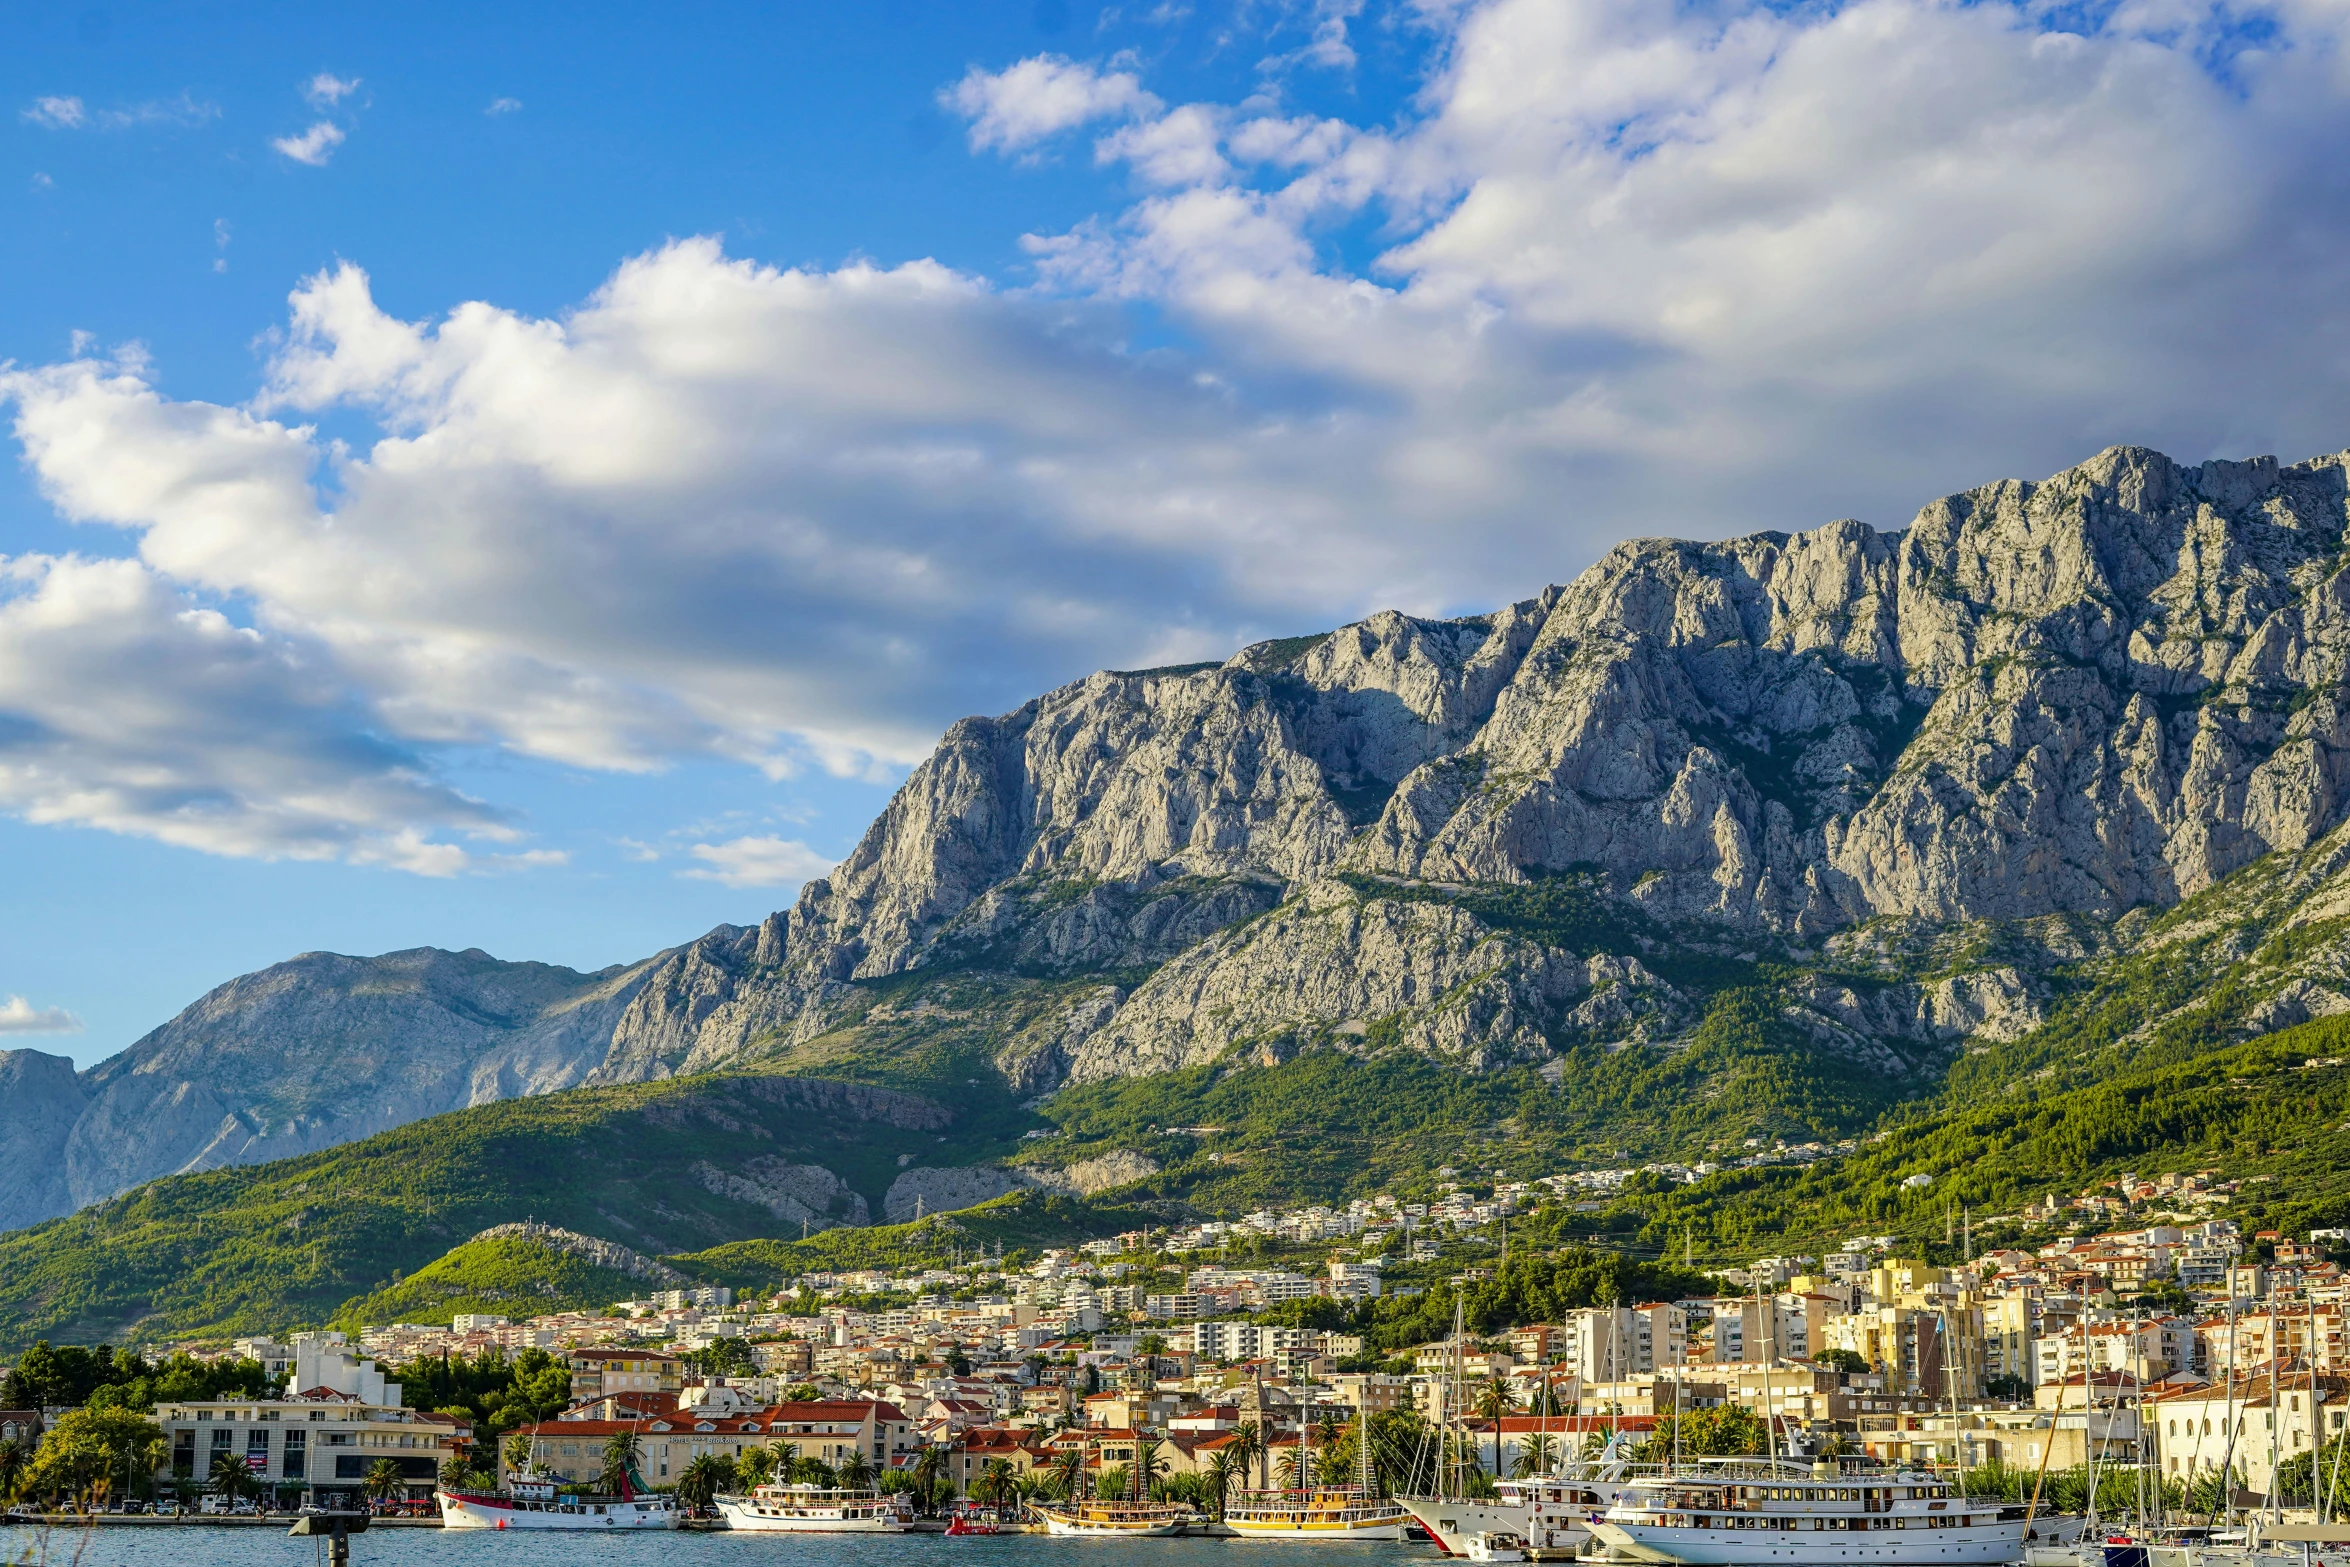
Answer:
[1221, 1486, 1414, 1540]
[1466, 1530, 1531, 1562]
[1031, 1497, 1188, 1536]
[945, 1505, 1011, 1535]
[1587, 1458, 2030, 1564]
[712, 1482, 915, 1532]
[437, 1472, 679, 1531]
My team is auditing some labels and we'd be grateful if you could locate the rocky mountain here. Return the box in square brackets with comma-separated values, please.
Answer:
[19, 443, 2350, 1238]
[0, 947, 666, 1232]
[604, 444, 2350, 1089]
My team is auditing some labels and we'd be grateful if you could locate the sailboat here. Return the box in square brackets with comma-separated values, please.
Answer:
[1223, 1390, 1412, 1539]
[1031, 1433, 1188, 1537]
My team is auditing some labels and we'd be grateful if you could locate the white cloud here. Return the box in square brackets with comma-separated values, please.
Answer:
[19, 0, 2350, 879]
[0, 996, 82, 1035]
[681, 835, 836, 888]
[945, 54, 1160, 152]
[22, 93, 219, 131]
[0, 549, 505, 871]
[31, 172, 53, 191]
[272, 121, 346, 166]
[1096, 104, 1230, 186]
[23, 96, 85, 129]
[486, 97, 523, 116]
[304, 73, 362, 109]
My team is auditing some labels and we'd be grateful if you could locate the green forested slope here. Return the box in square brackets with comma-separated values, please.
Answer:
[0, 1072, 1026, 1351]
[329, 1234, 662, 1329]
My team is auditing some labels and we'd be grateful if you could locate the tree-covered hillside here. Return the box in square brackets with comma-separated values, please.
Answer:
[0, 1072, 1031, 1351]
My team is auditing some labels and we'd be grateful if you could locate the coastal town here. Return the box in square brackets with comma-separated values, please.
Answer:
[4, 1160, 2344, 1534]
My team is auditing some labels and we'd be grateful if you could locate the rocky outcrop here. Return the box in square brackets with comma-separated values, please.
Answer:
[1021, 1149, 1163, 1196]
[882, 1166, 1028, 1223]
[471, 1222, 685, 1284]
[692, 1158, 871, 1231]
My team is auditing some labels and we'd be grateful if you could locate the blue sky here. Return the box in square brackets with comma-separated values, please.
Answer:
[8, 0, 2350, 1065]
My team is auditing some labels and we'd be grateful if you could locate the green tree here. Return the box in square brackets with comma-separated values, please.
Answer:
[20, 1406, 163, 1506]
[905, 1444, 942, 1508]
[599, 1430, 643, 1495]
[1132, 1436, 1170, 1498]
[1514, 1431, 1557, 1478]
[974, 1458, 1019, 1507]
[502, 1430, 534, 1476]
[1049, 1445, 1087, 1501]
[837, 1445, 876, 1490]
[1095, 1463, 1132, 1500]
[1637, 1406, 1769, 1461]
[1203, 1447, 1244, 1518]
[677, 1452, 735, 1509]
[364, 1458, 405, 1506]
[207, 1449, 260, 1508]
[736, 1443, 778, 1487]
[0, 1438, 26, 1500]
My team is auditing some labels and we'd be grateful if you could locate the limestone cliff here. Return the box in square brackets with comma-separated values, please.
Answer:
[25, 444, 2350, 1234]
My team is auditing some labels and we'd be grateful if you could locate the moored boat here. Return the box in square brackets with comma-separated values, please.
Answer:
[1588, 1457, 2029, 1565]
[712, 1482, 914, 1532]
[1221, 1485, 1413, 1540]
[1031, 1497, 1188, 1536]
[437, 1473, 680, 1531]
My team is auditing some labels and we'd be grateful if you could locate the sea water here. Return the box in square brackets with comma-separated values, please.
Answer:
[1, 1526, 1437, 1566]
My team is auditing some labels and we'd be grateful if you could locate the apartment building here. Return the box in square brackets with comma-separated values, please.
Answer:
[153, 1335, 463, 1507]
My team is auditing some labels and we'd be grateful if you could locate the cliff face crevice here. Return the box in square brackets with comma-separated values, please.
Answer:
[21, 444, 2350, 1234]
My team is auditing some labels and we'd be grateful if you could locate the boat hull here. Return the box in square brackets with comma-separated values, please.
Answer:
[713, 1499, 910, 1532]
[1589, 1518, 2028, 1565]
[1224, 1515, 1412, 1540]
[438, 1492, 678, 1531]
[1035, 1506, 1186, 1537]
[1403, 1496, 1605, 1556]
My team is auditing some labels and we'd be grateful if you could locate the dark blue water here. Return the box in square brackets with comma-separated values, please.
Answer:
[2, 1525, 1442, 1566]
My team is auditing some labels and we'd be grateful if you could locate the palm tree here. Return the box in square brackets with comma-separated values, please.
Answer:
[502, 1431, 534, 1478]
[1476, 1374, 1518, 1480]
[1050, 1446, 1087, 1502]
[0, 1439, 25, 1501]
[1203, 1447, 1244, 1519]
[790, 1453, 838, 1487]
[837, 1445, 876, 1491]
[676, 1452, 733, 1510]
[1231, 1421, 1264, 1490]
[363, 1458, 405, 1508]
[974, 1458, 1019, 1507]
[735, 1443, 778, 1487]
[905, 1444, 942, 1511]
[209, 1450, 258, 1508]
[1514, 1431, 1556, 1478]
[599, 1429, 642, 1496]
[1095, 1463, 1132, 1501]
[1132, 1436, 1170, 1499]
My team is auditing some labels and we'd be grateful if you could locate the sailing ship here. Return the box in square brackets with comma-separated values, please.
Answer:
[1223, 1392, 1411, 1538]
[1588, 1457, 2030, 1565]
[437, 1469, 680, 1531]
[712, 1481, 914, 1532]
[1031, 1435, 1188, 1536]
[1031, 1497, 1189, 1536]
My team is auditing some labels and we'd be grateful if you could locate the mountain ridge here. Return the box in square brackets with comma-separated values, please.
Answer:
[16, 442, 2350, 1241]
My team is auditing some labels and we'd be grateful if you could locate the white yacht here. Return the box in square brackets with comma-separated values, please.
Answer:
[437, 1472, 680, 1531]
[713, 1482, 914, 1532]
[1588, 1459, 2029, 1565]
